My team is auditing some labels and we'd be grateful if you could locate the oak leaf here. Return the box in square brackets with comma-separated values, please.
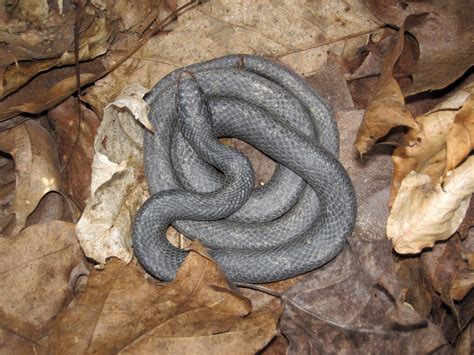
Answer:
[48, 244, 280, 354]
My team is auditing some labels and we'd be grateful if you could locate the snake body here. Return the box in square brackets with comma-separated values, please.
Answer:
[132, 55, 357, 283]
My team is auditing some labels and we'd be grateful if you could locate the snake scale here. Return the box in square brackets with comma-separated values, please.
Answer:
[132, 55, 357, 283]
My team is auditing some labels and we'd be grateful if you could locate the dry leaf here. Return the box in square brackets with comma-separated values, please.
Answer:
[337, 110, 393, 241]
[0, 328, 47, 355]
[387, 156, 474, 254]
[0, 221, 84, 341]
[47, 97, 100, 210]
[402, 2, 474, 96]
[83, 0, 380, 115]
[0, 120, 62, 235]
[0, 18, 110, 99]
[390, 83, 474, 204]
[48, 244, 280, 354]
[76, 86, 150, 264]
[366, 0, 474, 95]
[0, 58, 106, 121]
[354, 15, 421, 155]
[446, 94, 474, 172]
[281, 242, 446, 354]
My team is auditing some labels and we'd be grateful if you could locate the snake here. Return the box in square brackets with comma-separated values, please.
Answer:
[132, 54, 357, 283]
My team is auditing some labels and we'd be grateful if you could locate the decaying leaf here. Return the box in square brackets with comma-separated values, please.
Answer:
[446, 94, 474, 172]
[387, 156, 474, 254]
[281, 242, 447, 354]
[0, 120, 62, 235]
[0, 221, 85, 341]
[354, 15, 421, 155]
[390, 83, 474, 204]
[76, 85, 150, 264]
[48, 244, 280, 354]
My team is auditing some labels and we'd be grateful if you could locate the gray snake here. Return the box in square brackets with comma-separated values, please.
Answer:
[132, 55, 357, 283]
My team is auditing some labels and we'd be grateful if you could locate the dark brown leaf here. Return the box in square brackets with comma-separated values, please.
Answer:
[48, 97, 100, 210]
[281, 241, 446, 354]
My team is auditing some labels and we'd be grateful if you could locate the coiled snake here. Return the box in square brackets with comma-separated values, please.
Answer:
[132, 55, 356, 283]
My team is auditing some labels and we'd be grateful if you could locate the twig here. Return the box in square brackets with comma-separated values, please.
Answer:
[276, 26, 383, 58]
[235, 282, 283, 298]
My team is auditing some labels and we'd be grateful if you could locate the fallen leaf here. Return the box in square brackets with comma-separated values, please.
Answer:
[0, 58, 106, 121]
[48, 244, 280, 354]
[395, 258, 433, 318]
[83, 0, 380, 115]
[446, 94, 474, 172]
[354, 15, 422, 155]
[402, 2, 474, 96]
[0, 221, 85, 341]
[280, 242, 446, 354]
[0, 153, 15, 235]
[0, 18, 110, 99]
[47, 97, 100, 210]
[390, 83, 474, 205]
[0, 120, 62, 235]
[0, 328, 47, 355]
[457, 197, 474, 239]
[454, 322, 473, 355]
[337, 110, 393, 241]
[387, 156, 474, 254]
[76, 86, 150, 264]
[366, 0, 474, 95]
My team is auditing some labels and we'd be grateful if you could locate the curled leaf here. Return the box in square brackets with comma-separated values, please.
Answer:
[390, 83, 474, 204]
[76, 86, 150, 264]
[355, 15, 422, 155]
[387, 156, 474, 254]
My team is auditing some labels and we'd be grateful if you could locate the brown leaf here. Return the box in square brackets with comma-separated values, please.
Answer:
[0, 58, 106, 122]
[48, 245, 280, 354]
[446, 94, 474, 172]
[0, 18, 110, 99]
[354, 15, 421, 155]
[0, 120, 62, 235]
[281, 241, 446, 354]
[402, 2, 474, 96]
[457, 197, 474, 240]
[421, 236, 470, 305]
[0, 328, 47, 355]
[366, 1, 474, 95]
[0, 221, 85, 340]
[47, 97, 100, 210]
[395, 258, 433, 318]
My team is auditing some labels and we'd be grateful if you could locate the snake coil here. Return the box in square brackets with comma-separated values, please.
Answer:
[132, 55, 356, 283]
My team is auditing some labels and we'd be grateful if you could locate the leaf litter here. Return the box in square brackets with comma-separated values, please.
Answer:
[0, 0, 473, 353]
